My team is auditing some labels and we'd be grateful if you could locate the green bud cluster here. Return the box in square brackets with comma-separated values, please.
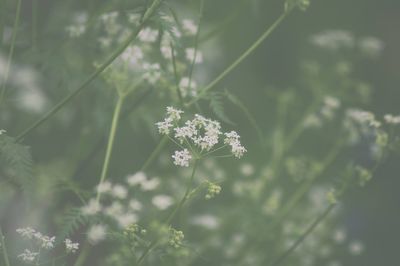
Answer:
[168, 228, 184, 248]
[205, 181, 222, 199]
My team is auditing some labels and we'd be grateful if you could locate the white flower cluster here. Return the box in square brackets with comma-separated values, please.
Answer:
[156, 107, 246, 167]
[66, 12, 88, 38]
[0, 129, 6, 135]
[310, 30, 384, 57]
[65, 239, 79, 253]
[17, 249, 39, 262]
[16, 227, 55, 249]
[384, 114, 400, 125]
[16, 227, 79, 262]
[346, 109, 381, 128]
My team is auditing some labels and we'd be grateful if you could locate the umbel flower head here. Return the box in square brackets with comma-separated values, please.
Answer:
[156, 107, 247, 167]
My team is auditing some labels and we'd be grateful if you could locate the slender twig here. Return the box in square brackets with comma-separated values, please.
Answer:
[266, 204, 336, 266]
[140, 136, 168, 171]
[15, 0, 163, 142]
[170, 43, 184, 107]
[0, 0, 22, 106]
[137, 160, 199, 265]
[95, 95, 125, 203]
[187, 9, 291, 106]
[0, 227, 11, 266]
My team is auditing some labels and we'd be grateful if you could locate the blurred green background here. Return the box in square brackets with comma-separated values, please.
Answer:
[1, 0, 399, 265]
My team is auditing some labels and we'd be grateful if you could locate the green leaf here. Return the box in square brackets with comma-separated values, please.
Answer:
[209, 92, 236, 125]
[0, 134, 34, 198]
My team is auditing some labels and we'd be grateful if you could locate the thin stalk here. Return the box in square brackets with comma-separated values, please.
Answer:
[141, 136, 168, 171]
[187, 10, 291, 106]
[15, 0, 163, 142]
[0, 227, 11, 266]
[73, 242, 90, 266]
[32, 0, 38, 49]
[95, 95, 124, 203]
[0, 0, 22, 106]
[266, 204, 336, 266]
[137, 160, 199, 265]
[170, 43, 184, 107]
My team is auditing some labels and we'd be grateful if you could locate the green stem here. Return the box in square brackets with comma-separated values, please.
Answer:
[95, 95, 124, 203]
[15, 0, 163, 142]
[73, 242, 90, 266]
[137, 160, 199, 265]
[141, 136, 168, 171]
[32, 0, 38, 50]
[0, 227, 11, 266]
[170, 43, 184, 107]
[0, 0, 22, 107]
[266, 204, 336, 266]
[187, 10, 290, 106]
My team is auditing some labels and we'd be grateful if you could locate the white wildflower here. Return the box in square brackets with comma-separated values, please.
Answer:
[37, 234, 56, 249]
[333, 229, 346, 244]
[172, 149, 192, 167]
[182, 19, 198, 35]
[96, 181, 112, 194]
[115, 213, 138, 228]
[87, 224, 107, 245]
[16, 227, 36, 239]
[179, 77, 197, 97]
[311, 30, 355, 51]
[120, 45, 143, 68]
[129, 199, 142, 211]
[160, 45, 173, 59]
[17, 249, 39, 262]
[65, 239, 79, 253]
[82, 198, 101, 215]
[156, 117, 174, 135]
[185, 48, 203, 63]
[166, 106, 184, 121]
[384, 114, 400, 125]
[111, 184, 128, 199]
[138, 27, 158, 42]
[224, 131, 247, 158]
[0, 129, 6, 135]
[359, 37, 384, 57]
[191, 214, 219, 229]
[349, 241, 364, 255]
[140, 177, 160, 191]
[152, 195, 174, 210]
[126, 171, 147, 186]
[143, 63, 161, 84]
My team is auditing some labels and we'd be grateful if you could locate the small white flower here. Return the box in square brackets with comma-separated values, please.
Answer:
[185, 48, 203, 63]
[152, 195, 174, 210]
[38, 235, 56, 249]
[166, 106, 184, 121]
[96, 181, 112, 194]
[138, 27, 158, 42]
[143, 63, 161, 84]
[65, 239, 79, 253]
[120, 45, 143, 68]
[87, 224, 107, 245]
[333, 229, 346, 243]
[172, 149, 192, 167]
[156, 117, 174, 135]
[384, 114, 400, 125]
[115, 213, 138, 228]
[191, 214, 219, 230]
[359, 37, 384, 57]
[179, 77, 197, 97]
[82, 199, 101, 215]
[0, 129, 6, 135]
[349, 241, 364, 255]
[160, 45, 173, 59]
[126, 172, 147, 186]
[111, 184, 128, 199]
[182, 19, 198, 35]
[129, 199, 142, 211]
[16, 227, 36, 239]
[17, 249, 39, 262]
[141, 178, 160, 191]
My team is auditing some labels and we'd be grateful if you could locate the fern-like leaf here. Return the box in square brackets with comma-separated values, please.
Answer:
[209, 92, 235, 125]
[0, 134, 34, 199]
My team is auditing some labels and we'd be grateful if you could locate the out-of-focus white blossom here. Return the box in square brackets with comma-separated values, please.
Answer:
[87, 224, 107, 245]
[65, 239, 79, 253]
[152, 194, 174, 210]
